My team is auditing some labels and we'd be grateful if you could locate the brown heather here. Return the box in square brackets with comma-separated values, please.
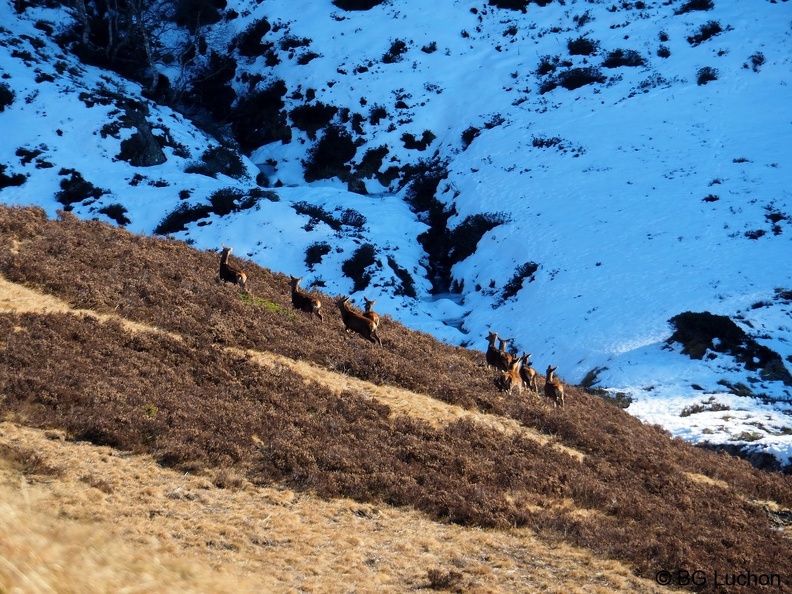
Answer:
[0, 205, 790, 592]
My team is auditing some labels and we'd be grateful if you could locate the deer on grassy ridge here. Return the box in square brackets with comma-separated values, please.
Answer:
[337, 296, 382, 346]
[363, 296, 380, 329]
[219, 245, 247, 290]
[544, 365, 565, 408]
[500, 356, 523, 396]
[485, 331, 513, 372]
[519, 352, 539, 395]
[290, 276, 323, 321]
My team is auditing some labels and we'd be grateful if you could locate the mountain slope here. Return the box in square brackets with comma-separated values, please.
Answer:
[1, 205, 791, 592]
[1, 0, 791, 464]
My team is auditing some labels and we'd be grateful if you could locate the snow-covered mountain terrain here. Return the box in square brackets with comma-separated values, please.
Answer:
[1, 0, 791, 468]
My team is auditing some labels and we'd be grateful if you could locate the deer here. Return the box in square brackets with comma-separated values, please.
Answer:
[363, 296, 380, 329]
[544, 365, 565, 408]
[485, 331, 513, 372]
[499, 356, 523, 396]
[336, 296, 382, 346]
[519, 352, 539, 395]
[290, 276, 323, 321]
[219, 245, 247, 290]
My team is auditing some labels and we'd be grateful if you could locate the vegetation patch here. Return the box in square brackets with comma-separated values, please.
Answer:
[185, 146, 247, 180]
[305, 241, 332, 270]
[667, 311, 792, 385]
[0, 82, 15, 111]
[303, 124, 357, 182]
[98, 203, 131, 226]
[500, 261, 539, 302]
[386, 255, 417, 298]
[687, 21, 723, 46]
[55, 169, 109, 209]
[341, 243, 377, 292]
[240, 292, 294, 317]
[602, 49, 645, 68]
[0, 164, 26, 189]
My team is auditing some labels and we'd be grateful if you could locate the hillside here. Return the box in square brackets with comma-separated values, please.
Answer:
[1, 205, 791, 592]
[1, 0, 791, 467]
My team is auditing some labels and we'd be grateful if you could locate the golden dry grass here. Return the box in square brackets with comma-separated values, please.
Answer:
[0, 421, 662, 594]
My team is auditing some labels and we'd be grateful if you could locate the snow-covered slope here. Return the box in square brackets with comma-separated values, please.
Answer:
[1, 0, 791, 467]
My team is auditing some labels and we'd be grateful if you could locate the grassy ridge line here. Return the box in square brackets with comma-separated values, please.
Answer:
[0, 422, 665, 594]
[1, 205, 791, 590]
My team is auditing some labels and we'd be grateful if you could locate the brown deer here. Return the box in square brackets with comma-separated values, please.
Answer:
[500, 356, 523, 396]
[519, 352, 539, 395]
[219, 245, 247, 290]
[363, 296, 380, 329]
[290, 276, 323, 321]
[485, 331, 513, 372]
[336, 296, 382, 346]
[544, 365, 565, 408]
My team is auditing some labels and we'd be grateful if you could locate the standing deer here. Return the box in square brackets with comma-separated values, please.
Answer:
[290, 276, 323, 321]
[219, 245, 247, 290]
[544, 365, 565, 408]
[336, 296, 382, 346]
[485, 331, 513, 372]
[363, 296, 380, 329]
[500, 356, 523, 396]
[519, 352, 539, 395]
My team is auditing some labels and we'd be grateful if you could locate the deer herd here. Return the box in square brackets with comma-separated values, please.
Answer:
[218, 245, 565, 407]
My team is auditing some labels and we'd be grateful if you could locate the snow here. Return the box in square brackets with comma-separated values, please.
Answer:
[1, 0, 791, 468]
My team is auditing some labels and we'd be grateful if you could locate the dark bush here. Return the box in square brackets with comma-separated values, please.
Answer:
[674, 0, 713, 14]
[369, 104, 388, 125]
[0, 82, 14, 111]
[342, 243, 377, 292]
[154, 202, 212, 234]
[171, 0, 225, 32]
[185, 51, 237, 120]
[696, 66, 718, 85]
[461, 126, 480, 149]
[448, 213, 509, 266]
[0, 165, 26, 189]
[98, 203, 131, 226]
[55, 169, 108, 208]
[747, 52, 765, 72]
[401, 130, 436, 151]
[230, 80, 290, 152]
[234, 18, 272, 57]
[387, 255, 417, 298]
[383, 39, 409, 64]
[547, 67, 606, 92]
[602, 49, 645, 68]
[657, 45, 671, 59]
[185, 146, 246, 179]
[687, 21, 722, 46]
[305, 242, 332, 269]
[290, 102, 338, 139]
[332, 0, 386, 10]
[536, 55, 559, 76]
[501, 262, 539, 301]
[303, 124, 357, 182]
[355, 146, 389, 179]
[208, 188, 245, 216]
[340, 209, 366, 229]
[292, 201, 342, 231]
[567, 36, 598, 56]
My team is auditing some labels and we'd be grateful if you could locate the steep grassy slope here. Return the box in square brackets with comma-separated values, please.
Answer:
[1, 205, 791, 592]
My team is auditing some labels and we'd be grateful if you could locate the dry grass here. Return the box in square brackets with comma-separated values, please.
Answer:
[0, 205, 791, 593]
[0, 422, 661, 593]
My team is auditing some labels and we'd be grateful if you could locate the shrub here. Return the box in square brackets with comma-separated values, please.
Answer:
[545, 67, 606, 93]
[567, 36, 598, 56]
[401, 130, 436, 151]
[55, 169, 108, 208]
[303, 124, 357, 182]
[185, 51, 237, 120]
[292, 201, 342, 231]
[501, 262, 539, 301]
[0, 164, 25, 189]
[369, 104, 388, 125]
[657, 45, 671, 59]
[387, 255, 417, 298]
[98, 204, 131, 226]
[305, 242, 332, 269]
[290, 102, 338, 139]
[154, 202, 212, 234]
[602, 49, 645, 68]
[536, 55, 559, 76]
[696, 66, 718, 85]
[461, 126, 480, 149]
[185, 146, 246, 180]
[229, 80, 290, 152]
[674, 0, 713, 14]
[383, 39, 409, 64]
[332, 0, 386, 9]
[448, 213, 510, 266]
[0, 82, 14, 111]
[234, 18, 272, 57]
[342, 243, 377, 292]
[687, 21, 722, 46]
[747, 52, 765, 72]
